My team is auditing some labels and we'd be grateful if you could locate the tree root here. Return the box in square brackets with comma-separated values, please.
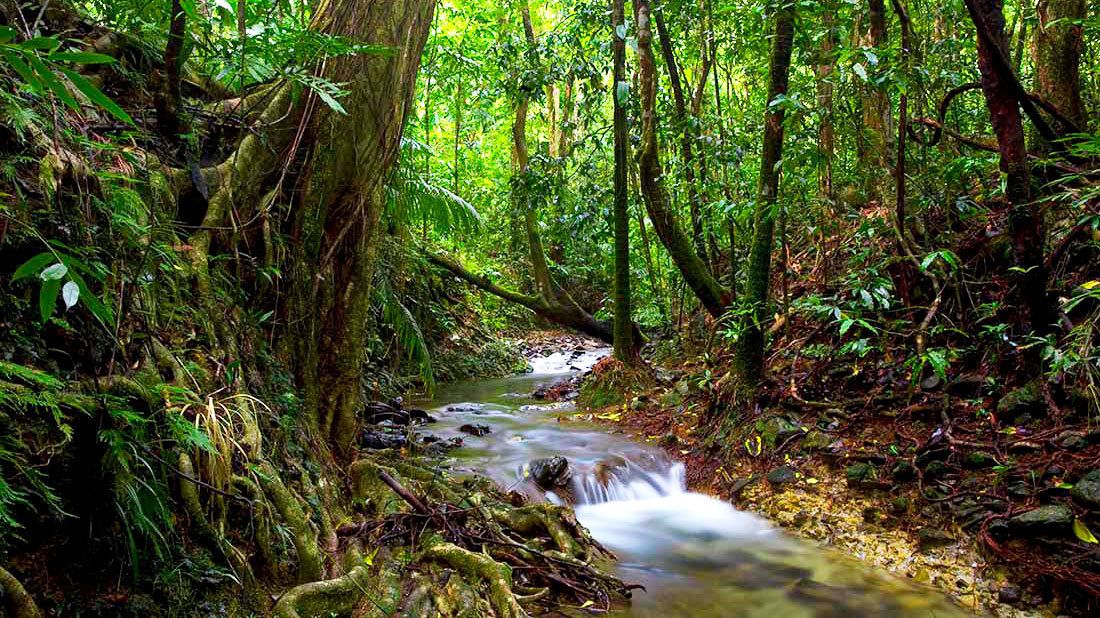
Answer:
[421, 538, 527, 618]
[271, 565, 372, 618]
[0, 566, 41, 618]
[257, 461, 325, 583]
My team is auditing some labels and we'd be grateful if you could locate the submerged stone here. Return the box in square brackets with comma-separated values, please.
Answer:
[459, 423, 491, 437]
[527, 456, 572, 489]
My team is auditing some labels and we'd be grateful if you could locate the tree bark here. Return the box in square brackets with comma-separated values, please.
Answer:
[635, 0, 728, 319]
[858, 0, 894, 204]
[1030, 0, 1086, 151]
[964, 0, 1054, 348]
[733, 2, 796, 387]
[611, 0, 635, 361]
[154, 0, 186, 142]
[281, 0, 437, 454]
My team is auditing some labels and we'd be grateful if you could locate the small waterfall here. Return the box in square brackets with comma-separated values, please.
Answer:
[573, 459, 687, 504]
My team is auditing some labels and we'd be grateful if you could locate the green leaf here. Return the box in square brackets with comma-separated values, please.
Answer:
[12, 252, 54, 281]
[310, 85, 347, 115]
[26, 54, 78, 110]
[58, 67, 134, 125]
[62, 281, 79, 309]
[615, 80, 629, 105]
[66, 269, 115, 325]
[39, 278, 60, 322]
[49, 51, 118, 65]
[1, 49, 41, 92]
[0, 26, 17, 43]
[1074, 518, 1098, 544]
[20, 37, 61, 52]
[39, 262, 68, 281]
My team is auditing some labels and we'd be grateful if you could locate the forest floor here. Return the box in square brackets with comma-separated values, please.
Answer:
[548, 334, 1100, 617]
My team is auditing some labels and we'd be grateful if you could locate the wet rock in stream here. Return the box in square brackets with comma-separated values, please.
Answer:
[459, 423, 491, 437]
[526, 456, 573, 489]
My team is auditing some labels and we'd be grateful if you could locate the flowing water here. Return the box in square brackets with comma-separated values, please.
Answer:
[416, 348, 973, 617]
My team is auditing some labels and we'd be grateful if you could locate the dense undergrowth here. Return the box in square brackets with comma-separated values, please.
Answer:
[0, 2, 616, 617]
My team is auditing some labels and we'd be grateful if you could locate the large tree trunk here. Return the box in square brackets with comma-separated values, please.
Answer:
[964, 0, 1053, 350]
[635, 0, 728, 319]
[281, 0, 435, 454]
[732, 2, 796, 388]
[1030, 0, 1086, 151]
[611, 0, 635, 361]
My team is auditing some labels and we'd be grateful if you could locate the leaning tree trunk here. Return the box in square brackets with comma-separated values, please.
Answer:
[732, 2, 796, 389]
[964, 0, 1053, 352]
[635, 0, 728, 319]
[653, 8, 709, 266]
[426, 0, 614, 344]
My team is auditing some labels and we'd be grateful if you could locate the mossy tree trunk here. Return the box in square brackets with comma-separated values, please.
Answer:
[732, 2, 796, 389]
[815, 5, 837, 206]
[634, 0, 728, 320]
[1030, 0, 1086, 151]
[857, 0, 893, 205]
[283, 0, 436, 455]
[611, 0, 635, 362]
[653, 7, 709, 267]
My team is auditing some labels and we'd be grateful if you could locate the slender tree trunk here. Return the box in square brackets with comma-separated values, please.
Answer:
[453, 81, 463, 194]
[733, 2, 796, 388]
[654, 9, 708, 265]
[815, 6, 837, 206]
[1030, 0, 1086, 150]
[154, 0, 186, 141]
[858, 0, 894, 204]
[611, 0, 635, 361]
[635, 0, 728, 319]
[964, 0, 1054, 348]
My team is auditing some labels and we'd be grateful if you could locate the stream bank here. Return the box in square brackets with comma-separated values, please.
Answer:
[577, 349, 1098, 618]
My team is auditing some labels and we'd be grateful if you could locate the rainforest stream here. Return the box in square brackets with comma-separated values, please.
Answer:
[415, 348, 973, 617]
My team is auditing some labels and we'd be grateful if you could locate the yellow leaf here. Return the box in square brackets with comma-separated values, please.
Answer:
[580, 600, 594, 608]
[1081, 280, 1100, 290]
[1074, 518, 1098, 544]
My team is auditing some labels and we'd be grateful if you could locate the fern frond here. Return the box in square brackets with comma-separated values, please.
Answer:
[373, 280, 435, 394]
[386, 141, 481, 235]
